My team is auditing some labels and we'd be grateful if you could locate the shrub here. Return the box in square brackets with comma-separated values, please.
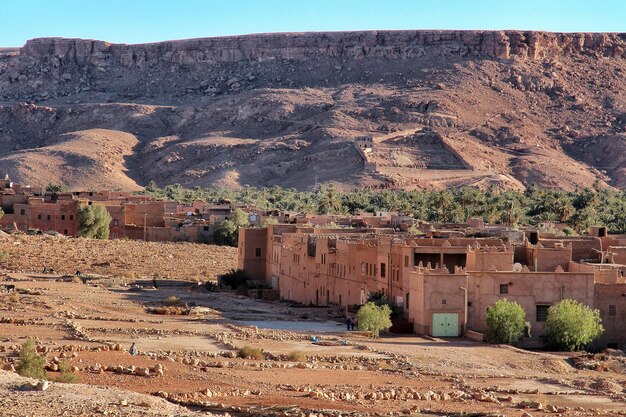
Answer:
[162, 295, 182, 306]
[543, 299, 604, 351]
[16, 340, 47, 380]
[219, 269, 249, 290]
[237, 345, 265, 360]
[213, 209, 249, 246]
[55, 361, 80, 383]
[485, 299, 526, 345]
[77, 205, 112, 239]
[356, 302, 392, 337]
[204, 281, 219, 292]
[287, 351, 306, 362]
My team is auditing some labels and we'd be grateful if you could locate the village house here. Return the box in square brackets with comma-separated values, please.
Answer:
[238, 222, 626, 349]
[0, 176, 233, 243]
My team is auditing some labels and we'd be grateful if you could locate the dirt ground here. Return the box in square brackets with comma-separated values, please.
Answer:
[0, 233, 237, 281]
[0, 270, 625, 417]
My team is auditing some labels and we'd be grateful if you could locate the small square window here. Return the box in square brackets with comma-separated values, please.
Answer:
[442, 299, 447, 305]
[499, 284, 509, 295]
[609, 305, 617, 317]
[467, 301, 472, 307]
[61, 215, 65, 220]
[255, 248, 261, 257]
[113, 219, 119, 226]
[37, 214, 42, 220]
[70, 215, 73, 220]
[47, 215, 51, 221]
[20, 209, 25, 215]
[536, 305, 550, 322]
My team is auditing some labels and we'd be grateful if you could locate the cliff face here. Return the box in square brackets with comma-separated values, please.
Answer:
[16, 31, 626, 68]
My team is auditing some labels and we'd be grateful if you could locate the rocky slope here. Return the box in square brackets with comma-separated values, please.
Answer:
[0, 30, 625, 190]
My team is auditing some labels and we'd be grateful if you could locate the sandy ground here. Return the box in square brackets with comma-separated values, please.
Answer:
[0, 273, 625, 416]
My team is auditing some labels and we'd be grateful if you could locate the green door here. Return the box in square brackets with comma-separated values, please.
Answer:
[432, 313, 459, 337]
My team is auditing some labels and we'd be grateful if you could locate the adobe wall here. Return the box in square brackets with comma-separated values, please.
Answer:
[124, 202, 166, 227]
[467, 271, 595, 335]
[466, 249, 513, 271]
[534, 245, 572, 272]
[407, 270, 467, 335]
[237, 228, 268, 282]
[593, 284, 626, 349]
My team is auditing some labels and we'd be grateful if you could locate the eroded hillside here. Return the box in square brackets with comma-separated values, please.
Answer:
[0, 31, 624, 190]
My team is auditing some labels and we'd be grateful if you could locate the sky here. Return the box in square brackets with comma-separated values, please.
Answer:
[1, 0, 625, 47]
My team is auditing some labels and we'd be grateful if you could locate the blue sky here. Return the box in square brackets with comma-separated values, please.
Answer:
[1, 0, 624, 46]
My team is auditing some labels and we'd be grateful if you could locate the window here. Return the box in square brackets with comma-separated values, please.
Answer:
[442, 299, 447, 305]
[609, 305, 616, 317]
[69, 215, 74, 220]
[536, 305, 550, 322]
[20, 209, 25, 215]
[63, 229, 68, 235]
[404, 256, 409, 267]
[203, 226, 209, 231]
[499, 284, 509, 294]
[467, 301, 472, 307]
[47, 215, 51, 221]
[61, 215, 65, 220]
[255, 248, 261, 257]
[380, 263, 386, 278]
[113, 219, 119, 226]
[37, 214, 42, 220]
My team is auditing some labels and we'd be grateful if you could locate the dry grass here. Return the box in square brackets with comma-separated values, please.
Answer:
[237, 346, 265, 360]
[287, 351, 307, 362]
[162, 296, 182, 306]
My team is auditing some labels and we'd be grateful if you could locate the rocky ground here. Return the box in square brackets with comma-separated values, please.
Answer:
[0, 31, 625, 191]
[0, 233, 237, 281]
[0, 269, 625, 416]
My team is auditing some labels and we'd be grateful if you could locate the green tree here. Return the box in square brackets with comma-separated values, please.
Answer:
[77, 205, 112, 239]
[317, 185, 343, 215]
[16, 339, 47, 380]
[46, 183, 70, 193]
[356, 302, 392, 337]
[543, 299, 604, 351]
[213, 209, 249, 246]
[485, 299, 526, 345]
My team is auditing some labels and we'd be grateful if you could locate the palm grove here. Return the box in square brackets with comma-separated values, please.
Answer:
[145, 182, 626, 234]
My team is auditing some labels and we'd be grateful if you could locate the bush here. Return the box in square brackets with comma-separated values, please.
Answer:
[16, 340, 47, 380]
[219, 269, 249, 290]
[8, 292, 19, 303]
[162, 296, 182, 306]
[237, 345, 265, 360]
[356, 302, 392, 337]
[55, 361, 80, 383]
[204, 281, 219, 292]
[77, 205, 112, 239]
[543, 299, 604, 351]
[287, 351, 306, 362]
[213, 209, 249, 246]
[485, 299, 526, 345]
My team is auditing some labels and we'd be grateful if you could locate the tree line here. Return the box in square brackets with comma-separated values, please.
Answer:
[144, 182, 626, 234]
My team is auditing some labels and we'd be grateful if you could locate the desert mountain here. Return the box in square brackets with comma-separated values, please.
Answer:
[0, 31, 625, 191]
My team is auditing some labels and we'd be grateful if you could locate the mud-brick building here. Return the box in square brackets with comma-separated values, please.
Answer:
[0, 176, 233, 243]
[238, 224, 626, 349]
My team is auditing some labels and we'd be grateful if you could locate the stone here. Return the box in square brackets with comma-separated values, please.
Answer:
[35, 380, 50, 391]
